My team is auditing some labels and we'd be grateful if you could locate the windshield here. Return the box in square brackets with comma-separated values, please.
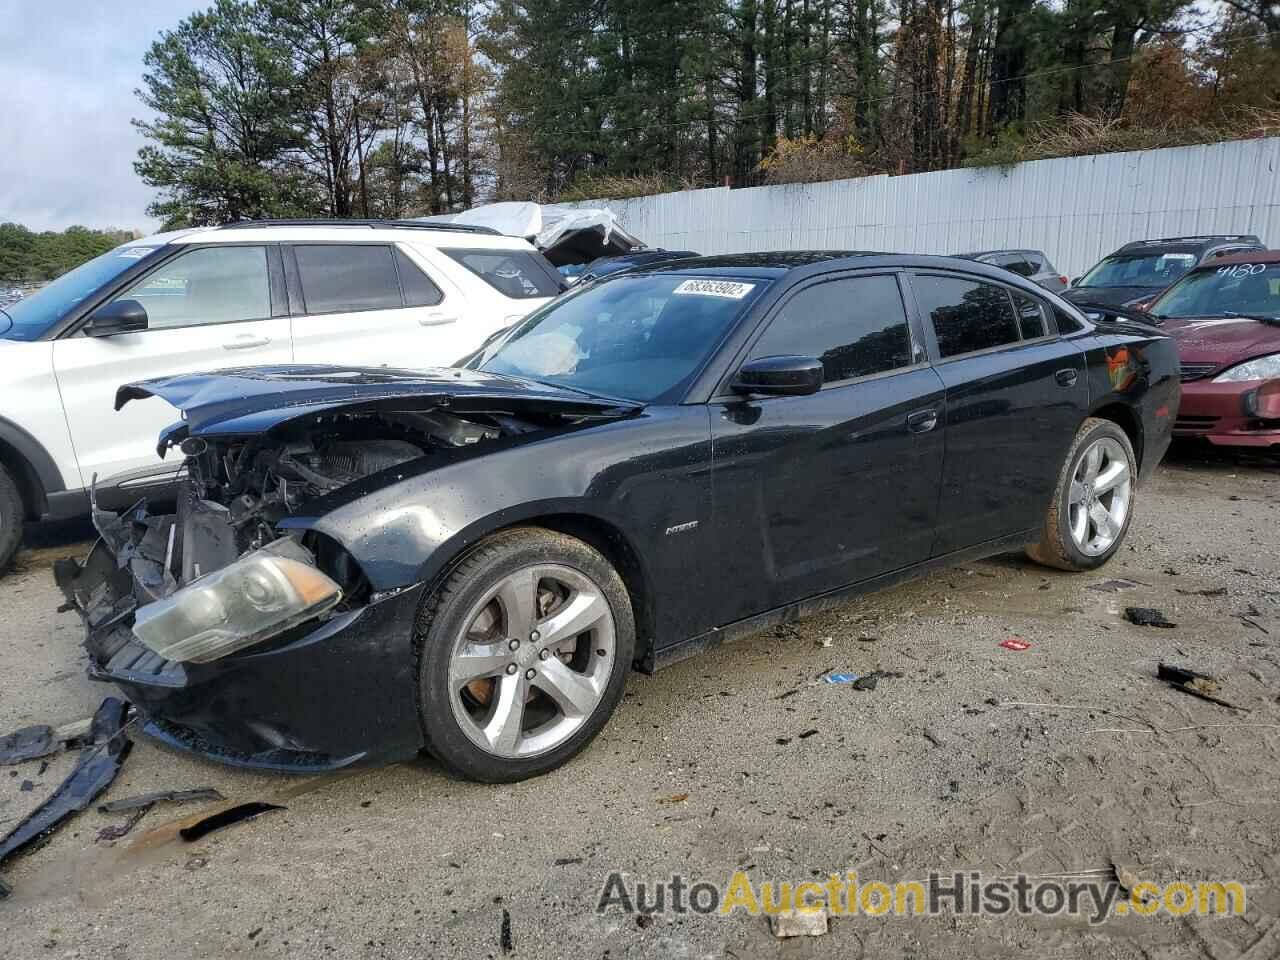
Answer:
[477, 274, 767, 402]
[1078, 252, 1197, 289]
[1150, 261, 1280, 319]
[0, 243, 162, 341]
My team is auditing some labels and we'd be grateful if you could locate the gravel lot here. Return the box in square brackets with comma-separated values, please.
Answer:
[1, 445, 1277, 959]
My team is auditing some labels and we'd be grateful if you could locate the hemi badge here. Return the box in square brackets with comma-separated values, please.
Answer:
[665, 521, 699, 536]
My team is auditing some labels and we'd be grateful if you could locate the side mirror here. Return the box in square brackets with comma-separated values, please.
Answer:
[85, 299, 148, 337]
[1070, 277, 1081, 287]
[731, 356, 823, 397]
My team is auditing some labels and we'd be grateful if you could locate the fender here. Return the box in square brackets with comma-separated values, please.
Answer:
[278, 405, 716, 645]
[0, 414, 66, 516]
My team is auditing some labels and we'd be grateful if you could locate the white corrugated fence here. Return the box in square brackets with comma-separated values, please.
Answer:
[589, 137, 1280, 277]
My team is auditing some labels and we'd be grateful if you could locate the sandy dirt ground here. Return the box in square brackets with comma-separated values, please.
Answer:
[0, 445, 1276, 959]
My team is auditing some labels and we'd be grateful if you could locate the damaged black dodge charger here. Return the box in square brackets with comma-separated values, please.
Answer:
[56, 253, 1179, 782]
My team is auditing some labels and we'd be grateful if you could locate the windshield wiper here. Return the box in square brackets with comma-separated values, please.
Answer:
[1224, 312, 1280, 324]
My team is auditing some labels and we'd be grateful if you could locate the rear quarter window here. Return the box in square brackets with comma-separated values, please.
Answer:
[442, 249, 561, 299]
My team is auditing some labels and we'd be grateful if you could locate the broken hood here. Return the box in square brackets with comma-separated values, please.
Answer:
[419, 202, 643, 267]
[116, 365, 643, 455]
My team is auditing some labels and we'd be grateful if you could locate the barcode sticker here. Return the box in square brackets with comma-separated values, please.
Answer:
[672, 279, 755, 299]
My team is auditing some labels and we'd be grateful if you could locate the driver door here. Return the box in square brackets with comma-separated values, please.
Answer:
[708, 273, 947, 624]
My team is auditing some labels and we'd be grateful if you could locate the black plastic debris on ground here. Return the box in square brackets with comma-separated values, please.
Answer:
[99, 787, 225, 815]
[500, 907, 514, 954]
[850, 670, 904, 691]
[0, 726, 57, 766]
[179, 802, 286, 843]
[1125, 607, 1177, 628]
[0, 698, 131, 900]
[1157, 663, 1247, 712]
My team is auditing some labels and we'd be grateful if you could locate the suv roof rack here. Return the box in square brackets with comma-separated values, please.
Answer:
[1119, 235, 1261, 249]
[216, 218, 500, 236]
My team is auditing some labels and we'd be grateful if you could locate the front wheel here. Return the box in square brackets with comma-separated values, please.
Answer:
[416, 527, 635, 782]
[0, 463, 24, 573]
[1027, 418, 1137, 572]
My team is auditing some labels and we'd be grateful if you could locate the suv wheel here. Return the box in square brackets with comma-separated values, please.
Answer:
[0, 462, 24, 572]
[416, 527, 635, 782]
[1027, 418, 1137, 572]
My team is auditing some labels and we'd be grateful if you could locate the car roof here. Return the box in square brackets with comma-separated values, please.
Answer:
[638, 251, 1052, 283]
[958, 249, 1045, 259]
[1187, 249, 1280, 269]
[1113, 235, 1261, 256]
[153, 219, 536, 252]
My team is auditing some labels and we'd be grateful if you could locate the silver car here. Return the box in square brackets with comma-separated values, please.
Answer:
[956, 249, 1068, 292]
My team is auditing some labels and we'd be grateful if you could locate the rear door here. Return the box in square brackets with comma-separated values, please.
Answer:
[906, 271, 1089, 555]
[51, 243, 292, 493]
[709, 272, 947, 621]
[287, 242, 469, 370]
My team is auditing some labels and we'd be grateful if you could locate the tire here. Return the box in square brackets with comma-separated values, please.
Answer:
[0, 462, 24, 573]
[415, 527, 635, 783]
[1026, 417, 1137, 572]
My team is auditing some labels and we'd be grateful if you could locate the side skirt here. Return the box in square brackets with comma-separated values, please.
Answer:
[642, 529, 1037, 673]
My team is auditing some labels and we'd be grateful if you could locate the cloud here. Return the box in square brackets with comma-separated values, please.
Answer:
[0, 0, 205, 234]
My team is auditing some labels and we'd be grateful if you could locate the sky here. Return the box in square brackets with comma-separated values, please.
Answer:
[0, 0, 205, 234]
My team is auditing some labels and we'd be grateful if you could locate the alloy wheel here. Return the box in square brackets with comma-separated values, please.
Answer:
[447, 563, 616, 759]
[1066, 436, 1132, 556]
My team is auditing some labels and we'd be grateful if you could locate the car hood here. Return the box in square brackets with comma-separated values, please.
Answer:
[1160, 316, 1280, 367]
[116, 365, 643, 454]
[1062, 285, 1160, 309]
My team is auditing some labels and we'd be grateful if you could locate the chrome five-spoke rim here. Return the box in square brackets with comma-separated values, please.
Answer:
[448, 564, 615, 759]
[1067, 437, 1131, 556]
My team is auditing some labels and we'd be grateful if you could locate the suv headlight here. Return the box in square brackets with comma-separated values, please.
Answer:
[1212, 353, 1280, 383]
[133, 544, 342, 663]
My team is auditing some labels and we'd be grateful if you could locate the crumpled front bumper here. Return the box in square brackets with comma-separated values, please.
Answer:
[55, 524, 428, 773]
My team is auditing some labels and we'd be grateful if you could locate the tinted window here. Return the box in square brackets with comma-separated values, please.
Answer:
[114, 245, 269, 330]
[913, 275, 1021, 358]
[443, 249, 561, 299]
[3, 244, 163, 340]
[1004, 256, 1036, 277]
[1011, 291, 1048, 338]
[750, 275, 913, 383]
[1055, 307, 1086, 334]
[394, 248, 443, 306]
[295, 245, 403, 314]
[479, 274, 766, 402]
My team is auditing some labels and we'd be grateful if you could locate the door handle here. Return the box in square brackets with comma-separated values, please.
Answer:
[419, 314, 458, 327]
[223, 335, 271, 350]
[906, 409, 938, 434]
[1055, 368, 1079, 387]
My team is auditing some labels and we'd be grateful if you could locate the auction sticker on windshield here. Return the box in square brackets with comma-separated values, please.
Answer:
[673, 279, 756, 299]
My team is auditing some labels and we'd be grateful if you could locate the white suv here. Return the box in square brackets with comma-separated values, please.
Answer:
[0, 219, 564, 568]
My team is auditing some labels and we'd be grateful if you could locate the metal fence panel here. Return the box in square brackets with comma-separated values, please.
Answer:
[591, 138, 1280, 276]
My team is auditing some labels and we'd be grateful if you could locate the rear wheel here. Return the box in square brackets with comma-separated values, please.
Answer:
[0, 463, 23, 572]
[1027, 418, 1136, 572]
[416, 528, 635, 782]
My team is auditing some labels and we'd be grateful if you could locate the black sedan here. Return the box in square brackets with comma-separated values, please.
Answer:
[57, 252, 1180, 782]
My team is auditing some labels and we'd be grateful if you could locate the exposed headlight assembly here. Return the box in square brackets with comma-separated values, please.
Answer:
[133, 541, 342, 663]
[1212, 352, 1280, 382]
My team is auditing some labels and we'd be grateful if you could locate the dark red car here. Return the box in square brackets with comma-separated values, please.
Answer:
[1148, 251, 1280, 449]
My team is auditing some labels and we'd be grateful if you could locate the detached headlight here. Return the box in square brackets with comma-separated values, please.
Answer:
[133, 544, 342, 663]
[1213, 353, 1280, 382]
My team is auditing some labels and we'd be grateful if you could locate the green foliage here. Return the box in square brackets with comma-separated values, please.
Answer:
[0, 224, 134, 282]
[133, 0, 320, 226]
